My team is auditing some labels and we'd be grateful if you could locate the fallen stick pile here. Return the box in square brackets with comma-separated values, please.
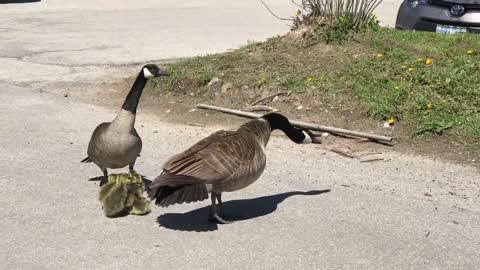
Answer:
[197, 103, 394, 145]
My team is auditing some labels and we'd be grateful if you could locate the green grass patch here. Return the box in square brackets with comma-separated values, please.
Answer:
[345, 29, 480, 138]
[150, 28, 480, 143]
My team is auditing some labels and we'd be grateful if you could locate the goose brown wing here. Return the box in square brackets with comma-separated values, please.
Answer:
[160, 130, 257, 185]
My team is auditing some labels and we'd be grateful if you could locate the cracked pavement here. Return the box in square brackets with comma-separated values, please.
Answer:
[1, 1, 479, 269]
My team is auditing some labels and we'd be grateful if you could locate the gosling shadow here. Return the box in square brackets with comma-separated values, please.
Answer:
[156, 189, 331, 232]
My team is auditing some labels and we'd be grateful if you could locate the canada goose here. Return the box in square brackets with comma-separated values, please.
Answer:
[82, 64, 169, 181]
[147, 113, 315, 224]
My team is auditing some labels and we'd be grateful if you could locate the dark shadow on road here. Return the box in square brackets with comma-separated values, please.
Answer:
[0, 0, 41, 4]
[156, 189, 331, 232]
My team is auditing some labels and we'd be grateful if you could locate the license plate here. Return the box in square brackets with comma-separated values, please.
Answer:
[436, 24, 467, 34]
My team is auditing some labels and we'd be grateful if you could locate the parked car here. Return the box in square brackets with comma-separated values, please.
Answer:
[396, 0, 480, 34]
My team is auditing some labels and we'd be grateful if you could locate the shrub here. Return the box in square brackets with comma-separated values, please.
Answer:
[293, 0, 383, 43]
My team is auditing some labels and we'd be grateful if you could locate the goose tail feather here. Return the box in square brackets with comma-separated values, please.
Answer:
[147, 173, 208, 207]
[81, 156, 92, 163]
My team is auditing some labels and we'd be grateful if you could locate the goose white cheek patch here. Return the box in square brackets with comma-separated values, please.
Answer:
[143, 68, 154, 78]
[302, 131, 312, 144]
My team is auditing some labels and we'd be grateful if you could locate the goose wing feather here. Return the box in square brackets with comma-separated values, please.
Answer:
[159, 130, 258, 185]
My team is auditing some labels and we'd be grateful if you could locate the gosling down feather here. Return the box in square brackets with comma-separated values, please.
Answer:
[82, 64, 169, 181]
[148, 113, 314, 224]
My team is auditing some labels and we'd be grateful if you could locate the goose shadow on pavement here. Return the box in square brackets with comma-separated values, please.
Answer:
[156, 189, 331, 232]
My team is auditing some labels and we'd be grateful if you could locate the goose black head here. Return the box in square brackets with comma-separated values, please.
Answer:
[142, 64, 169, 79]
[262, 113, 313, 144]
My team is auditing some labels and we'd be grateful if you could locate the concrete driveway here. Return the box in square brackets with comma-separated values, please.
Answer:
[1, 1, 478, 269]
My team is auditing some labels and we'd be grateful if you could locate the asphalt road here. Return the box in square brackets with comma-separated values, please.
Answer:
[1, 1, 479, 269]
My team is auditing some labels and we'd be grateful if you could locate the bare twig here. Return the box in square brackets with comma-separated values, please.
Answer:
[251, 91, 290, 106]
[360, 157, 385, 163]
[244, 105, 278, 112]
[259, 0, 293, 21]
[330, 148, 355, 158]
[186, 123, 206, 127]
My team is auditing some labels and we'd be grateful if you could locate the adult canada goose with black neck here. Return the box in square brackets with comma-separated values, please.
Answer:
[82, 64, 169, 180]
[148, 113, 314, 224]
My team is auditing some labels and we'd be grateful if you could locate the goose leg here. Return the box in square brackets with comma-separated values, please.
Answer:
[129, 163, 135, 173]
[215, 193, 224, 215]
[100, 168, 108, 186]
[209, 192, 232, 224]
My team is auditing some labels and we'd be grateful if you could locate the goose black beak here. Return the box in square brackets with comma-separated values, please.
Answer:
[304, 129, 322, 144]
[156, 69, 170, 77]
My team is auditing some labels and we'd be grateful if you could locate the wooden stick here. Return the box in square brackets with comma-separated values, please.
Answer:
[244, 105, 277, 112]
[197, 103, 394, 143]
[360, 158, 386, 163]
[330, 148, 355, 158]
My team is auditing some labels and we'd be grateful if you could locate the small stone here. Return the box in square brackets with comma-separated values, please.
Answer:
[221, 82, 233, 93]
[296, 105, 303, 110]
[188, 109, 197, 112]
[64, 94, 68, 98]
[166, 110, 171, 113]
[207, 77, 221, 87]
[321, 132, 329, 137]
[241, 85, 249, 91]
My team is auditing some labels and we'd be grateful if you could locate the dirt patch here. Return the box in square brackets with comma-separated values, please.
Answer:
[74, 77, 478, 169]
[171, 77, 203, 95]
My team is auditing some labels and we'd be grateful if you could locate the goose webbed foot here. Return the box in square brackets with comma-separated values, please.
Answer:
[209, 192, 232, 224]
[209, 213, 232, 224]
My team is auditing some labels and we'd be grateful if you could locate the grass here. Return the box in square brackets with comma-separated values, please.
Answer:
[149, 28, 480, 144]
[352, 30, 480, 138]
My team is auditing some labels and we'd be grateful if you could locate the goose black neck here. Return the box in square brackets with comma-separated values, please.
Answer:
[263, 113, 304, 143]
[121, 71, 147, 113]
[281, 126, 305, 143]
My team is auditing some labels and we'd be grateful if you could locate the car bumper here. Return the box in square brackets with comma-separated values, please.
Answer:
[395, 1, 480, 33]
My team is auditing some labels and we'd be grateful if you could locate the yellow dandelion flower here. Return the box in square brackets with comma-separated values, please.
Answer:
[427, 103, 432, 110]
[417, 58, 423, 62]
[467, 50, 473, 55]
[394, 86, 400, 90]
[388, 118, 395, 125]
[377, 53, 383, 59]
[425, 58, 432, 65]
[307, 77, 313, 82]
[408, 67, 414, 72]
[401, 65, 407, 69]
